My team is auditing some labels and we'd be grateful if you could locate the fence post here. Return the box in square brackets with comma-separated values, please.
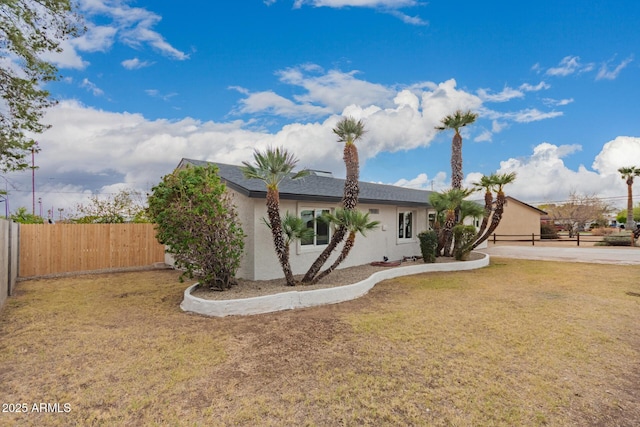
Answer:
[532, 233, 535, 246]
[493, 233, 496, 244]
[577, 233, 580, 246]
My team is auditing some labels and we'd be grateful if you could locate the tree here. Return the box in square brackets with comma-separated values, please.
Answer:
[10, 206, 44, 224]
[310, 209, 379, 284]
[1, 0, 82, 172]
[73, 189, 148, 223]
[542, 192, 612, 237]
[432, 188, 476, 257]
[436, 110, 478, 190]
[472, 172, 517, 249]
[302, 117, 365, 284]
[616, 204, 640, 225]
[147, 165, 245, 291]
[472, 174, 498, 241]
[618, 166, 640, 235]
[241, 147, 309, 286]
[279, 211, 315, 247]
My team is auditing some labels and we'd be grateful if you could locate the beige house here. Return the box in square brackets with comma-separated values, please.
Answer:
[178, 159, 439, 280]
[490, 196, 547, 241]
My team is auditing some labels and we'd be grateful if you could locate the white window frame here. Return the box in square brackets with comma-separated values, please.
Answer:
[298, 206, 332, 252]
[397, 209, 416, 243]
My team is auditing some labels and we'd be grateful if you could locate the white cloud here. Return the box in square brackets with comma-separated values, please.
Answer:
[492, 120, 507, 133]
[72, 24, 118, 52]
[122, 57, 153, 70]
[519, 81, 550, 92]
[277, 66, 397, 112]
[293, 0, 419, 8]
[40, 39, 89, 69]
[543, 97, 574, 107]
[145, 89, 177, 101]
[80, 78, 104, 96]
[494, 142, 623, 205]
[592, 136, 640, 176]
[234, 90, 333, 118]
[485, 108, 563, 123]
[596, 55, 634, 80]
[545, 56, 594, 77]
[477, 86, 524, 102]
[473, 130, 493, 142]
[394, 140, 637, 209]
[48, 0, 188, 70]
[388, 10, 427, 25]
[393, 171, 447, 191]
[289, 0, 425, 25]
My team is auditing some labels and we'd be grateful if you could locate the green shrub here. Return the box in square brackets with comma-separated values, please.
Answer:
[599, 232, 632, 247]
[540, 223, 559, 239]
[453, 225, 477, 261]
[147, 165, 245, 290]
[418, 230, 438, 263]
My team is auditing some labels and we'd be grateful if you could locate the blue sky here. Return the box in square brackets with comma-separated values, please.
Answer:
[4, 0, 640, 216]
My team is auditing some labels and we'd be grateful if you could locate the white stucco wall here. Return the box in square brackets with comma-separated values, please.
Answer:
[228, 188, 255, 280]
[248, 200, 431, 280]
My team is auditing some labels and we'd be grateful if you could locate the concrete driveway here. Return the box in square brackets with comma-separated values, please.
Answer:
[478, 245, 640, 265]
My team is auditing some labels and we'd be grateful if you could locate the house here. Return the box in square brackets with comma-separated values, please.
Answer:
[178, 159, 438, 280]
[491, 196, 547, 241]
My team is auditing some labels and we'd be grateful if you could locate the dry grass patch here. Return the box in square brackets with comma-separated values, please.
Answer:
[0, 259, 639, 426]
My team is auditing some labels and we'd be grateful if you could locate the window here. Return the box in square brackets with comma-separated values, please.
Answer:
[398, 211, 414, 239]
[301, 208, 331, 246]
[428, 212, 436, 230]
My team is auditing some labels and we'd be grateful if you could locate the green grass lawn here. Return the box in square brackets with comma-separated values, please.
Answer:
[1, 258, 639, 426]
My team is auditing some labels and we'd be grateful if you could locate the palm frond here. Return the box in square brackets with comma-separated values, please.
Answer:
[333, 117, 366, 144]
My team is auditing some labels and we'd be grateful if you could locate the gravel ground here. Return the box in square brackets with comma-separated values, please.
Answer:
[192, 253, 483, 301]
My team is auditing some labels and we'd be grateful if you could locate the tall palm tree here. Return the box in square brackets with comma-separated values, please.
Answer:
[334, 117, 366, 210]
[436, 110, 478, 190]
[241, 147, 309, 286]
[436, 188, 476, 257]
[310, 209, 379, 284]
[618, 166, 640, 246]
[302, 117, 366, 284]
[472, 172, 516, 249]
[472, 174, 498, 242]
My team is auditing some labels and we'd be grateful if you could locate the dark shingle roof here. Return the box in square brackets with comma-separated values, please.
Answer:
[179, 158, 433, 207]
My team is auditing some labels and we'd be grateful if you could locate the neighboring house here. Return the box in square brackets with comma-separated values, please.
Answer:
[491, 196, 547, 241]
[178, 159, 437, 280]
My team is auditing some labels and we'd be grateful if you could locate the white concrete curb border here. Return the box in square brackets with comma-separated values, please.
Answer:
[181, 252, 490, 317]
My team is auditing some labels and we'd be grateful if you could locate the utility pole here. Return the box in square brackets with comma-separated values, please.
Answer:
[31, 143, 37, 215]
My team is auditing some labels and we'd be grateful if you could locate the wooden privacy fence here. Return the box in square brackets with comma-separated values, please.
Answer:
[19, 224, 165, 278]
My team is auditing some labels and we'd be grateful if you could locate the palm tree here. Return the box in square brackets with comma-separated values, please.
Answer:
[262, 211, 315, 247]
[460, 199, 485, 224]
[436, 110, 478, 190]
[241, 147, 309, 286]
[618, 166, 640, 246]
[472, 172, 516, 249]
[472, 174, 498, 242]
[334, 117, 366, 210]
[436, 188, 476, 257]
[310, 209, 380, 284]
[302, 117, 366, 284]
